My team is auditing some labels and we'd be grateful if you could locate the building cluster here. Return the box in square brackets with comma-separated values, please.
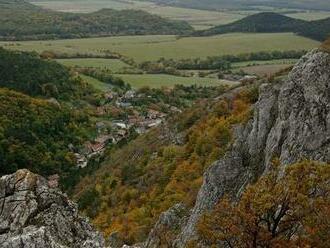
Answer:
[75, 89, 180, 168]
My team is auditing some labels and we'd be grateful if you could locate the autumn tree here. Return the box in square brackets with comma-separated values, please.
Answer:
[197, 161, 330, 248]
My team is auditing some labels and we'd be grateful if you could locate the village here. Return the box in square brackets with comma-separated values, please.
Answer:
[74, 88, 182, 168]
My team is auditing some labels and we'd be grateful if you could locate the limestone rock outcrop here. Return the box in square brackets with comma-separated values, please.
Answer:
[167, 49, 329, 246]
[0, 169, 105, 248]
[144, 203, 188, 248]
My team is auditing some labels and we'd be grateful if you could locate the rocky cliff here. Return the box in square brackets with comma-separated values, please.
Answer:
[175, 49, 330, 246]
[0, 169, 105, 248]
[144, 49, 330, 247]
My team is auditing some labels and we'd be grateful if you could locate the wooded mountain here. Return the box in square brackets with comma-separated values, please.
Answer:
[0, 88, 89, 184]
[0, 0, 193, 41]
[194, 12, 330, 41]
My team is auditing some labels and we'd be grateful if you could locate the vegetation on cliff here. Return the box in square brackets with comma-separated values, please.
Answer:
[74, 86, 259, 244]
[197, 160, 330, 247]
[321, 38, 330, 53]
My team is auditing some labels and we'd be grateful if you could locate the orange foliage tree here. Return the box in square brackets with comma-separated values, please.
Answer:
[197, 160, 330, 248]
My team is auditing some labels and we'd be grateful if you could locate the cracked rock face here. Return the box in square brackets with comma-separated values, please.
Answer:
[0, 169, 105, 248]
[143, 203, 188, 248]
[173, 49, 330, 246]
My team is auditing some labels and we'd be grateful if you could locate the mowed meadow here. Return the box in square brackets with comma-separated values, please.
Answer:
[0, 33, 319, 62]
[81, 73, 236, 89]
[31, 0, 330, 30]
[56, 58, 130, 72]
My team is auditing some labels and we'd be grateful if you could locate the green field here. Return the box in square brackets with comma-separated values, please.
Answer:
[56, 58, 130, 72]
[113, 74, 238, 89]
[0, 33, 319, 62]
[232, 59, 298, 68]
[238, 64, 293, 76]
[287, 11, 330, 21]
[79, 74, 112, 91]
[80, 72, 238, 90]
[31, 0, 330, 30]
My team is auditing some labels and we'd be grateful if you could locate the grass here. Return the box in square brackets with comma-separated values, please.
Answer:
[237, 64, 293, 76]
[232, 59, 298, 68]
[113, 74, 239, 89]
[56, 58, 130, 72]
[0, 33, 320, 62]
[79, 74, 112, 91]
[80, 72, 239, 90]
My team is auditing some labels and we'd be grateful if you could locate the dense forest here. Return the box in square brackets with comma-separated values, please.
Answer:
[0, 48, 98, 189]
[139, 50, 307, 72]
[0, 48, 92, 99]
[0, 88, 90, 185]
[194, 12, 330, 42]
[0, 0, 193, 41]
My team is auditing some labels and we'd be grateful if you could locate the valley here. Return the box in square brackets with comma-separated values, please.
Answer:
[0, 33, 318, 88]
[0, 0, 329, 247]
[1, 33, 318, 62]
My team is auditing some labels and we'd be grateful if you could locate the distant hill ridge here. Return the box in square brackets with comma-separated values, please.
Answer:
[0, 0, 193, 41]
[144, 0, 330, 11]
[194, 12, 330, 41]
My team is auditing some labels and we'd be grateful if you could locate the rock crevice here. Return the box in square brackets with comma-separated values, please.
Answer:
[0, 169, 105, 248]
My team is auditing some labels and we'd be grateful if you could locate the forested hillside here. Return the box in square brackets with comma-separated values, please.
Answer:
[195, 12, 330, 41]
[0, 88, 90, 183]
[73, 85, 259, 244]
[0, 0, 193, 41]
[0, 48, 97, 189]
[0, 48, 90, 99]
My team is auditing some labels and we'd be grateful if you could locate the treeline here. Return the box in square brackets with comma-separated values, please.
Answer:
[40, 50, 121, 60]
[139, 50, 307, 72]
[0, 0, 193, 41]
[78, 68, 131, 91]
[195, 12, 330, 41]
[131, 84, 228, 110]
[0, 48, 91, 99]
